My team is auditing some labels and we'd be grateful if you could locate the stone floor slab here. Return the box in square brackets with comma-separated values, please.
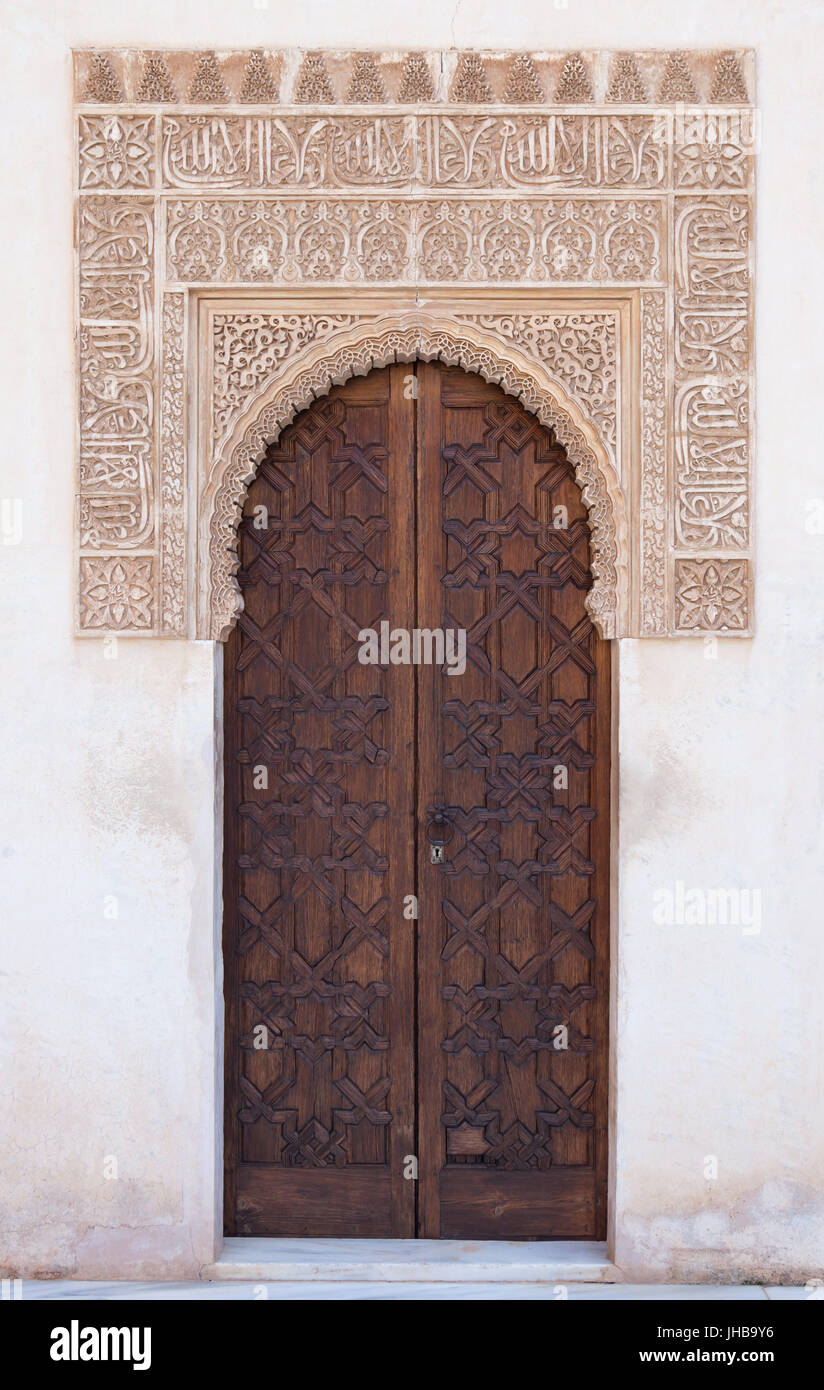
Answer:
[204, 1236, 616, 1283]
[21, 1279, 772, 1301]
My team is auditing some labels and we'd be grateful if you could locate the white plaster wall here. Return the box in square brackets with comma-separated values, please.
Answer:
[0, 0, 822, 1282]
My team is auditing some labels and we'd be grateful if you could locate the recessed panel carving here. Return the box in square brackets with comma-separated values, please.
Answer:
[73, 48, 756, 638]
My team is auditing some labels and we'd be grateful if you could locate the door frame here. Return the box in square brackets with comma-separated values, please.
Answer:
[209, 341, 622, 1255]
[210, 641, 621, 1259]
[66, 53, 757, 1271]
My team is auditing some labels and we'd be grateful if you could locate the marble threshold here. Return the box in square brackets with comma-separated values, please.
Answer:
[203, 1238, 616, 1283]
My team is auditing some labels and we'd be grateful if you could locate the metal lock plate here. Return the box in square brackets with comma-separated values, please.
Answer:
[430, 844, 446, 865]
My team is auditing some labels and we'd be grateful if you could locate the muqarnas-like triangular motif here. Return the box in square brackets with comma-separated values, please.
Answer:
[606, 53, 648, 103]
[658, 52, 698, 103]
[504, 54, 544, 103]
[82, 54, 122, 103]
[239, 50, 278, 103]
[710, 52, 749, 102]
[295, 52, 335, 103]
[136, 54, 177, 103]
[554, 53, 593, 103]
[397, 53, 435, 102]
[451, 54, 493, 103]
[188, 53, 228, 103]
[345, 54, 386, 103]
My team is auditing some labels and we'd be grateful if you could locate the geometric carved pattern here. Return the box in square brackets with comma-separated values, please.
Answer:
[459, 313, 619, 468]
[78, 116, 154, 190]
[74, 49, 754, 106]
[415, 366, 610, 1235]
[73, 49, 755, 639]
[673, 558, 749, 632]
[224, 363, 610, 1237]
[223, 371, 415, 1233]
[211, 317, 628, 647]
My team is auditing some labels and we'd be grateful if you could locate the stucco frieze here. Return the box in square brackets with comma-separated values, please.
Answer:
[74, 48, 755, 638]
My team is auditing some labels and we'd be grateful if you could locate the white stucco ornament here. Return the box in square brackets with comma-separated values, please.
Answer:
[74, 47, 755, 638]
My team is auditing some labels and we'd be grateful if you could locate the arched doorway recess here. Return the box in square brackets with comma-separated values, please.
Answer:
[222, 361, 610, 1239]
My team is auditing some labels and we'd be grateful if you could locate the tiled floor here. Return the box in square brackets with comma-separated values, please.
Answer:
[18, 1279, 807, 1300]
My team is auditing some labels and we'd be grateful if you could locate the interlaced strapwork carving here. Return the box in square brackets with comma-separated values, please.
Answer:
[431, 384, 603, 1173]
[225, 379, 400, 1175]
[223, 362, 608, 1235]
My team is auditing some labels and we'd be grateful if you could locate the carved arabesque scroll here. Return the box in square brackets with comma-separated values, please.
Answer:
[201, 314, 627, 641]
[74, 47, 755, 639]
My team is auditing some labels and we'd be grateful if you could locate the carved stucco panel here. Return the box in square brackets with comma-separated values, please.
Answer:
[157, 112, 674, 193]
[453, 310, 619, 469]
[640, 291, 667, 634]
[211, 312, 375, 447]
[77, 195, 158, 631]
[74, 48, 755, 110]
[78, 113, 156, 190]
[165, 195, 665, 287]
[159, 292, 187, 635]
[200, 313, 627, 644]
[73, 48, 756, 639]
[674, 557, 750, 633]
[671, 191, 752, 632]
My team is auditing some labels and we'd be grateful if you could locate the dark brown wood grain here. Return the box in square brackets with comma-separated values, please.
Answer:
[439, 1167, 596, 1240]
[223, 367, 416, 1237]
[236, 1166, 393, 1238]
[414, 364, 610, 1239]
[223, 362, 610, 1239]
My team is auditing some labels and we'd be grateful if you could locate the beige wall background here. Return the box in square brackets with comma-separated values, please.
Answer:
[1, 0, 822, 1281]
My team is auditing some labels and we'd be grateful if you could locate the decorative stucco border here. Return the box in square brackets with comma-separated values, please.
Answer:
[74, 48, 755, 639]
[74, 48, 754, 107]
[201, 312, 627, 641]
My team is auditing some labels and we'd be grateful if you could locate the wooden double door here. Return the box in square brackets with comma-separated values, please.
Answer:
[223, 362, 610, 1240]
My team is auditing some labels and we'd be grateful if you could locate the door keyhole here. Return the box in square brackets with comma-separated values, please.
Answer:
[426, 803, 454, 865]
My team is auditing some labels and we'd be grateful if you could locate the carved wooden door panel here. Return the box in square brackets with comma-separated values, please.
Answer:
[223, 368, 416, 1236]
[415, 364, 610, 1239]
[224, 362, 610, 1239]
